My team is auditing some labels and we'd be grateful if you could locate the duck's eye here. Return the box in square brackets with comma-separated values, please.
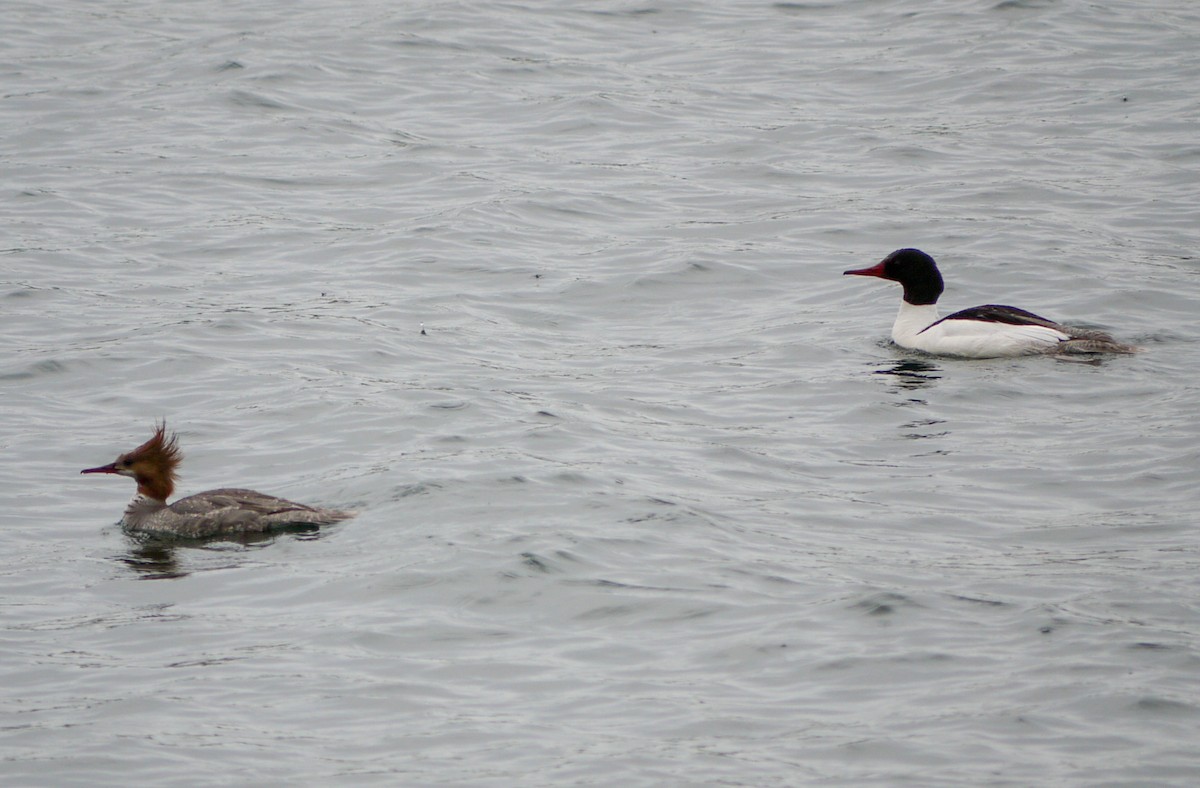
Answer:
[121, 459, 133, 468]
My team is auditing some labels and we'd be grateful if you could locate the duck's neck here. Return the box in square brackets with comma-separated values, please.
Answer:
[892, 302, 940, 346]
[124, 493, 168, 528]
[135, 471, 173, 502]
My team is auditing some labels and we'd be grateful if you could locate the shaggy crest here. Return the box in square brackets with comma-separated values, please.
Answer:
[124, 422, 182, 498]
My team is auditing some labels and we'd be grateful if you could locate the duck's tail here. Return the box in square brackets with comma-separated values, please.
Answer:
[1056, 326, 1141, 355]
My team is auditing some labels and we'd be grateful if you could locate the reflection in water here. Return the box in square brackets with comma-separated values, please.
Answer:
[118, 525, 323, 580]
[873, 358, 942, 390]
[899, 417, 949, 441]
[869, 358, 950, 443]
[121, 540, 186, 580]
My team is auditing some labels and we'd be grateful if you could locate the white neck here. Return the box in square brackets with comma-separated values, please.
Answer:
[891, 302, 940, 348]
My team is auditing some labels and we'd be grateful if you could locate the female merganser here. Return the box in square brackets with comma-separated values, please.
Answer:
[82, 423, 354, 538]
[844, 248, 1139, 358]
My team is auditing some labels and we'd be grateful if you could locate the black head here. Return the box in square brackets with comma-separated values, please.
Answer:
[844, 248, 944, 305]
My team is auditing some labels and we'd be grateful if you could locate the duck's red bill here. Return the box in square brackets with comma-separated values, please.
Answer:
[843, 262, 887, 277]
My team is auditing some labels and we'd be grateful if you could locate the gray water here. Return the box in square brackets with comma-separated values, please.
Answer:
[3, 0, 1199, 784]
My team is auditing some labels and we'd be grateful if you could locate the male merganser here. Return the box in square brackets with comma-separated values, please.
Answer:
[844, 248, 1139, 358]
[82, 423, 354, 538]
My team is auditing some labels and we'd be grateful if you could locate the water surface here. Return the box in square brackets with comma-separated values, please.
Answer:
[3, 0, 1199, 784]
